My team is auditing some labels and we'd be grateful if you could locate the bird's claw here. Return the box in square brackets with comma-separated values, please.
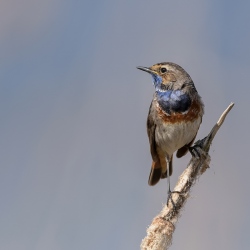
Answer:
[188, 138, 206, 158]
[167, 190, 183, 211]
[189, 145, 201, 158]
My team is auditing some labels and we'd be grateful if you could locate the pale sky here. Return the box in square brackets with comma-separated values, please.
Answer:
[0, 1, 249, 249]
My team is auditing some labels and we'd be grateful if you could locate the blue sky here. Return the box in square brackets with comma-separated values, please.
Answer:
[0, 1, 249, 249]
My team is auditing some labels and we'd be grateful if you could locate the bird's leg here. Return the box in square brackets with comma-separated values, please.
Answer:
[167, 166, 171, 194]
[166, 160, 178, 209]
[166, 158, 184, 210]
[166, 168, 174, 207]
[166, 159, 172, 202]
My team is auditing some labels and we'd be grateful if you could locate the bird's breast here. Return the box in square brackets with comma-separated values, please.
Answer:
[155, 116, 202, 156]
[156, 98, 203, 123]
[156, 90, 192, 115]
[154, 96, 204, 156]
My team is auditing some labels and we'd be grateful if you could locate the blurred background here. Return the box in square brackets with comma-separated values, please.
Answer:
[0, 0, 249, 249]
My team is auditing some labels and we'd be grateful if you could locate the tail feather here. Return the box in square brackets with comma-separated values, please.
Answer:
[148, 161, 161, 186]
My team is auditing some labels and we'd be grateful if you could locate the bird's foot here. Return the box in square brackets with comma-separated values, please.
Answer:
[189, 145, 200, 158]
[188, 138, 206, 158]
[167, 190, 183, 211]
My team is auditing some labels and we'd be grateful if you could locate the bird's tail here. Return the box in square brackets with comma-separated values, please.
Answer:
[148, 157, 173, 186]
[148, 161, 162, 186]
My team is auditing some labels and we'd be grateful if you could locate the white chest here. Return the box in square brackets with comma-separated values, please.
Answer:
[155, 117, 202, 156]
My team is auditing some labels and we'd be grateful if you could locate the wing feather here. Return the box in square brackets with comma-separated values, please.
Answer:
[147, 102, 158, 162]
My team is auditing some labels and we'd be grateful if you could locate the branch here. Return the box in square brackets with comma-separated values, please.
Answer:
[140, 102, 235, 250]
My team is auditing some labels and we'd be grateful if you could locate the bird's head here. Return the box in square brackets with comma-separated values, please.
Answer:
[137, 62, 193, 92]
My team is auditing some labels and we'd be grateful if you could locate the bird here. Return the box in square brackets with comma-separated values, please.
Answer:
[137, 62, 204, 191]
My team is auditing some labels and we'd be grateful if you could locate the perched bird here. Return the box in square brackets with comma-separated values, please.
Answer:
[137, 62, 204, 189]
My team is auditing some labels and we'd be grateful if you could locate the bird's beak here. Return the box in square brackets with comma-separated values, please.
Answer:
[137, 66, 157, 75]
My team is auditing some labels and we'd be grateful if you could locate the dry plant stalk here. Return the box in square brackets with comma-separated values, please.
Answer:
[140, 102, 234, 250]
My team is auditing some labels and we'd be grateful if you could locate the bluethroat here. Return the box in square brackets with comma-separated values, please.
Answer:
[137, 62, 204, 191]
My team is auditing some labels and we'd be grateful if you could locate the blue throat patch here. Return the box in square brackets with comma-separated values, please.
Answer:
[150, 73, 191, 114]
[151, 74, 162, 90]
[156, 90, 191, 114]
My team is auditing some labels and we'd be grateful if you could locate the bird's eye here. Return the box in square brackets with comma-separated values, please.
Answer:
[160, 67, 167, 74]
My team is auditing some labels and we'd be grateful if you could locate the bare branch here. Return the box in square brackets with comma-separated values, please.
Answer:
[140, 102, 234, 250]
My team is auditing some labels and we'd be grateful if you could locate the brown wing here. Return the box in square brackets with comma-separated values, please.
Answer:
[146, 102, 158, 162]
[147, 102, 162, 186]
